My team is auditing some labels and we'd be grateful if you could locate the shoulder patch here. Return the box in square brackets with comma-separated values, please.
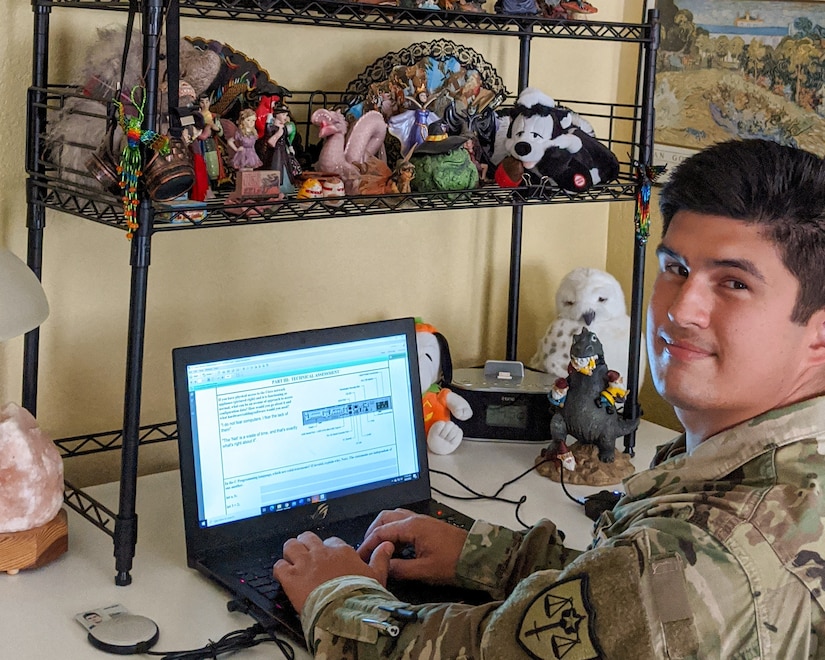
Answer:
[517, 575, 602, 660]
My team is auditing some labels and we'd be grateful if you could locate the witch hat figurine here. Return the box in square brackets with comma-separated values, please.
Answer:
[408, 122, 479, 193]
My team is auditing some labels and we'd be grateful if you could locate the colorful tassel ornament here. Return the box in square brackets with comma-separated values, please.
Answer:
[114, 87, 171, 239]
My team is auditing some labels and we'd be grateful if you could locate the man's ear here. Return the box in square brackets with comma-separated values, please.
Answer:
[808, 309, 825, 363]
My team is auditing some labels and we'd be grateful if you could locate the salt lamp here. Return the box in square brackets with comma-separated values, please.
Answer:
[0, 401, 63, 533]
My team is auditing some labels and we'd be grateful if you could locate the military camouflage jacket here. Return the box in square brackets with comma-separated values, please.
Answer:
[300, 396, 825, 659]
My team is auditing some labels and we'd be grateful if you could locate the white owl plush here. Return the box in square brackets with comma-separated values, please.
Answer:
[529, 267, 646, 387]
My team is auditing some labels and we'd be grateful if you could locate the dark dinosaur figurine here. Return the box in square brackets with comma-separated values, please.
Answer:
[546, 328, 639, 463]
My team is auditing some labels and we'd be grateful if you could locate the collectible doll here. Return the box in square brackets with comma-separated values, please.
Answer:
[254, 95, 302, 195]
[195, 95, 225, 183]
[229, 108, 263, 172]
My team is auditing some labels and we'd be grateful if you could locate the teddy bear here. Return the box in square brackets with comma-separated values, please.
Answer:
[493, 87, 619, 193]
[415, 319, 473, 455]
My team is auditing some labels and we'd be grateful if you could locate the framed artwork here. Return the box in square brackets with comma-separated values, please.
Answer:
[653, 0, 825, 166]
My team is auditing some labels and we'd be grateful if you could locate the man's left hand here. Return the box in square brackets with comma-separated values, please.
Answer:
[273, 532, 394, 613]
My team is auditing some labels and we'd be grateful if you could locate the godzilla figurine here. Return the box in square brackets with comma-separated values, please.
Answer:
[546, 328, 639, 463]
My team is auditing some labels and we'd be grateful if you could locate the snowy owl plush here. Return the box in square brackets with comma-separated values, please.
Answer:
[529, 267, 645, 387]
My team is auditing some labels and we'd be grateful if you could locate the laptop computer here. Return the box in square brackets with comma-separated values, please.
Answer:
[172, 317, 481, 640]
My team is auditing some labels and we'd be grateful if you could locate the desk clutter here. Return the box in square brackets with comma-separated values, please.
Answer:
[47, 25, 621, 234]
[449, 329, 638, 486]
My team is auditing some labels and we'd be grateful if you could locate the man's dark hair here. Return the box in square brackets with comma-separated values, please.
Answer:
[659, 139, 825, 324]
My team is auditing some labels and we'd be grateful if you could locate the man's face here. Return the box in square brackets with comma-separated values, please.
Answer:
[646, 211, 816, 434]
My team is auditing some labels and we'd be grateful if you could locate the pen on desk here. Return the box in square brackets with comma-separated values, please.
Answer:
[362, 618, 400, 637]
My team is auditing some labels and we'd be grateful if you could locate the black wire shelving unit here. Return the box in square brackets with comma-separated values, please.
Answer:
[25, 0, 659, 585]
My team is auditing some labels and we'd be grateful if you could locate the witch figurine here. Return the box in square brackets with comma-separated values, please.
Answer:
[254, 94, 302, 195]
[388, 93, 442, 157]
[408, 122, 479, 193]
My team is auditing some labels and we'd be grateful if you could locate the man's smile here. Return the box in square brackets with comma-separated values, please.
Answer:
[658, 332, 715, 361]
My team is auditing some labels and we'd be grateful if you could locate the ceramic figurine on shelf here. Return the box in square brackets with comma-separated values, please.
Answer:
[297, 177, 323, 198]
[494, 0, 538, 15]
[182, 112, 212, 202]
[195, 95, 225, 184]
[438, 0, 486, 11]
[463, 136, 489, 182]
[182, 96, 225, 201]
[443, 91, 505, 180]
[390, 160, 416, 194]
[357, 157, 416, 196]
[540, 0, 597, 17]
[408, 123, 479, 193]
[560, 0, 598, 15]
[310, 108, 388, 195]
[320, 175, 346, 207]
[388, 93, 442, 158]
[254, 95, 302, 195]
[229, 108, 263, 172]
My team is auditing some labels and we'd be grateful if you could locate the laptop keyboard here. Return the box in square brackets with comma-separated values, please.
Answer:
[231, 502, 476, 621]
[235, 554, 291, 611]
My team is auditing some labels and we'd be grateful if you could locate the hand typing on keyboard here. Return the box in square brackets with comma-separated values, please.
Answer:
[273, 531, 395, 614]
[357, 508, 468, 585]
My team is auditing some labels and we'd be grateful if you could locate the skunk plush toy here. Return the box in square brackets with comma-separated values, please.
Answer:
[494, 87, 619, 192]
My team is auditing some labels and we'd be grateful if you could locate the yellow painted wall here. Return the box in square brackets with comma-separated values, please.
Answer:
[606, 198, 684, 435]
[0, 0, 679, 486]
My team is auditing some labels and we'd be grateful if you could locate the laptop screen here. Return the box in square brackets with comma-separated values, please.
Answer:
[175, 320, 425, 531]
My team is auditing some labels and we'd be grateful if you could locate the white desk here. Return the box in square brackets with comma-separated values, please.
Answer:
[0, 421, 676, 659]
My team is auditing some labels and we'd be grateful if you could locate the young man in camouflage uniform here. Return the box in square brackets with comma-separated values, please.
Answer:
[274, 140, 825, 658]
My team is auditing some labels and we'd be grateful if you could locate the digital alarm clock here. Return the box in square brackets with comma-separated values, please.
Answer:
[451, 361, 556, 442]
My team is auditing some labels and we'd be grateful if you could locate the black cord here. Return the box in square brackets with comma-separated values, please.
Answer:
[491, 458, 551, 498]
[430, 459, 554, 529]
[557, 461, 586, 506]
[145, 622, 295, 660]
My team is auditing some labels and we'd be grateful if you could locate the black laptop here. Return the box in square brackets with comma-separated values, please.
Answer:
[172, 317, 480, 639]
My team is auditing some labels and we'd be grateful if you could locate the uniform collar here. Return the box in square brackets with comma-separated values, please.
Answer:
[623, 395, 825, 499]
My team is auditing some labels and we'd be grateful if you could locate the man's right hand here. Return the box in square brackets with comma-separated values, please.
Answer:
[357, 509, 468, 584]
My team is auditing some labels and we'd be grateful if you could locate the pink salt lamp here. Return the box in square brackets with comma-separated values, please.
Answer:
[0, 402, 63, 533]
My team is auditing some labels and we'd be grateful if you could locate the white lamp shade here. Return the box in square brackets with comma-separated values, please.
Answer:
[0, 248, 50, 342]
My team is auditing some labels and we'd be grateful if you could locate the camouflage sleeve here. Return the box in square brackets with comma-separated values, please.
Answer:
[454, 519, 581, 599]
[300, 521, 796, 659]
[481, 520, 809, 659]
[300, 575, 503, 660]
[298, 519, 580, 659]
[480, 536, 675, 658]
[299, 535, 667, 659]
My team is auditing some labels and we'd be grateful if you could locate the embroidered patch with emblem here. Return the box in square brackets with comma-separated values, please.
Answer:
[517, 575, 600, 660]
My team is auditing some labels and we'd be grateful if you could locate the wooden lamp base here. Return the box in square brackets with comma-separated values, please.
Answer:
[0, 509, 68, 575]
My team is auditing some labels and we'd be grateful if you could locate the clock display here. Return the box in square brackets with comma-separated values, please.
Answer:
[485, 403, 528, 429]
